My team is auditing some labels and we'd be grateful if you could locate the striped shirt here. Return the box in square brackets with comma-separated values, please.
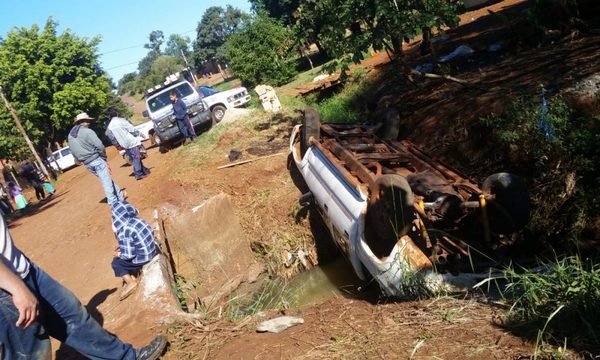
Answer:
[1, 214, 30, 279]
[111, 200, 157, 264]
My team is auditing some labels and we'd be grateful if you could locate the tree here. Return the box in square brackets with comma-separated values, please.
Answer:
[224, 15, 296, 87]
[145, 30, 164, 53]
[248, 0, 300, 27]
[117, 72, 137, 95]
[192, 6, 249, 69]
[297, 0, 460, 71]
[0, 19, 117, 159]
[141, 56, 186, 91]
[164, 34, 191, 59]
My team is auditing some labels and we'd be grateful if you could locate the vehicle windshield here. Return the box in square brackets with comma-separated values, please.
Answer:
[60, 148, 71, 157]
[197, 87, 219, 97]
[147, 82, 195, 113]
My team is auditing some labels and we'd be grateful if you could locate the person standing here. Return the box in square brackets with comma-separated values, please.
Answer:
[0, 182, 14, 215]
[0, 212, 167, 359]
[68, 112, 124, 205]
[19, 161, 45, 201]
[7, 182, 27, 210]
[169, 91, 196, 145]
[106, 109, 151, 181]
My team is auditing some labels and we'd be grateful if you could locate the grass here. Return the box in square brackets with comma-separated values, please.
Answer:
[225, 277, 291, 320]
[501, 255, 600, 354]
[213, 77, 242, 92]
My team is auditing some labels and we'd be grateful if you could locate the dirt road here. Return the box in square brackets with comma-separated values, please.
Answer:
[9, 145, 175, 356]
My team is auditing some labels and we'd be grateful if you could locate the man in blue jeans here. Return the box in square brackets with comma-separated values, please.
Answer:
[106, 109, 151, 181]
[0, 214, 167, 359]
[68, 112, 125, 204]
[169, 91, 196, 145]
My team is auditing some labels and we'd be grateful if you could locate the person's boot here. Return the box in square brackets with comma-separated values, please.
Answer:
[136, 335, 167, 360]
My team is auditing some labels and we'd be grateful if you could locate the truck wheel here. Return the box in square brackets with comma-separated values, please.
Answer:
[301, 106, 321, 156]
[365, 175, 415, 257]
[482, 172, 531, 234]
[211, 105, 226, 125]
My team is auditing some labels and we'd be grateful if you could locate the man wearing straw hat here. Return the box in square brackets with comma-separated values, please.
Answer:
[68, 112, 125, 205]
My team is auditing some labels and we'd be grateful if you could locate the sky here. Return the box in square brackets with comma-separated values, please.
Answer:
[0, 0, 252, 83]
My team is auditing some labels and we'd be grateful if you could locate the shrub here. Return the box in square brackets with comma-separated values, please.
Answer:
[479, 93, 600, 244]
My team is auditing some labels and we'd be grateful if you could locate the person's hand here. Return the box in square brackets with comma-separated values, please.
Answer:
[12, 285, 39, 328]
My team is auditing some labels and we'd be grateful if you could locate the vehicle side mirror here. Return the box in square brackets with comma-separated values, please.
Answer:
[142, 110, 149, 118]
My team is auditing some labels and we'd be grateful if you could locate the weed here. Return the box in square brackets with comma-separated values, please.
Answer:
[225, 277, 291, 320]
[502, 255, 600, 354]
[309, 77, 371, 123]
[441, 308, 456, 323]
[478, 93, 600, 245]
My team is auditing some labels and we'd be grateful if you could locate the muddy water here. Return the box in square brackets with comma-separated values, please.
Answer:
[284, 258, 369, 309]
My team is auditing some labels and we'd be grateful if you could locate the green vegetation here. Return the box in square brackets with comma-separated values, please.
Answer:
[479, 94, 600, 245]
[224, 14, 297, 87]
[226, 277, 290, 320]
[192, 6, 249, 71]
[502, 256, 600, 354]
[0, 19, 126, 159]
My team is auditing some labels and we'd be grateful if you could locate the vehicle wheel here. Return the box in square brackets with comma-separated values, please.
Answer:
[301, 106, 321, 156]
[482, 172, 531, 234]
[365, 175, 415, 258]
[211, 105, 226, 125]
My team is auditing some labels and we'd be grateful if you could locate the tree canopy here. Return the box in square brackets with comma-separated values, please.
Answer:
[192, 6, 249, 71]
[0, 19, 117, 158]
[224, 14, 296, 87]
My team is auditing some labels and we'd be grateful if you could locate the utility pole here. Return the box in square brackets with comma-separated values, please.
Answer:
[0, 86, 50, 179]
[180, 49, 198, 86]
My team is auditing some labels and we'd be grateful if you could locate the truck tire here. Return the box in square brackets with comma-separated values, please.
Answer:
[482, 172, 531, 234]
[211, 105, 226, 125]
[365, 175, 415, 258]
[301, 106, 321, 156]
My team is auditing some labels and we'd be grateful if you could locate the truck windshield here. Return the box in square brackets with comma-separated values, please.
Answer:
[147, 82, 195, 113]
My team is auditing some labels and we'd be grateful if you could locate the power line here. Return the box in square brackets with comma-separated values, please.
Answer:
[99, 44, 145, 56]
[105, 61, 139, 70]
[99, 29, 196, 56]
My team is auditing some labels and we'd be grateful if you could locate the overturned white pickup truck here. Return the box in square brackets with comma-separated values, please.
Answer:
[289, 107, 531, 297]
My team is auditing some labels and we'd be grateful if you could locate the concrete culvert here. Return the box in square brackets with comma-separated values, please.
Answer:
[159, 193, 263, 312]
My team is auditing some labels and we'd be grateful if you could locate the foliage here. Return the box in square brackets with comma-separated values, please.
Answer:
[192, 5, 249, 70]
[308, 77, 369, 123]
[296, 0, 459, 72]
[503, 256, 600, 353]
[0, 19, 117, 158]
[249, 0, 301, 27]
[144, 30, 164, 53]
[478, 94, 600, 243]
[498, 0, 599, 49]
[164, 34, 191, 59]
[224, 14, 297, 87]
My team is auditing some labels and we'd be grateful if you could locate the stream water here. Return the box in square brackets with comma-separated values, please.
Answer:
[282, 257, 372, 309]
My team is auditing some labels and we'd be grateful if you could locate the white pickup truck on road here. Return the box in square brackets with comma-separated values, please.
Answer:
[196, 86, 251, 124]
